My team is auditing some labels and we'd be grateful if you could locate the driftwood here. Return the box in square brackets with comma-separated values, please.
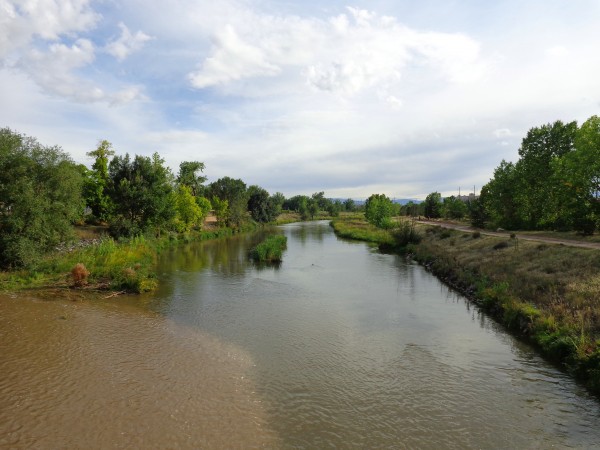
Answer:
[103, 290, 126, 299]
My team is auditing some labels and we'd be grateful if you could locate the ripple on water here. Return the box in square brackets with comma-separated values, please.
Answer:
[0, 295, 280, 449]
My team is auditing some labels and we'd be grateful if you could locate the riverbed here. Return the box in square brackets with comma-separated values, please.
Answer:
[1, 221, 599, 448]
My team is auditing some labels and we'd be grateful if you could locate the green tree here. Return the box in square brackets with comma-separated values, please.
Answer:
[365, 193, 394, 228]
[176, 161, 206, 197]
[442, 196, 467, 219]
[207, 177, 248, 228]
[423, 192, 442, 219]
[327, 199, 343, 217]
[517, 121, 577, 228]
[481, 162, 522, 229]
[84, 139, 115, 222]
[344, 198, 356, 212]
[0, 128, 83, 267]
[211, 196, 229, 226]
[174, 185, 203, 232]
[553, 116, 600, 234]
[108, 152, 175, 237]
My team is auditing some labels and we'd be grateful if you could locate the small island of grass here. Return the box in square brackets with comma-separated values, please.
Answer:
[249, 235, 287, 262]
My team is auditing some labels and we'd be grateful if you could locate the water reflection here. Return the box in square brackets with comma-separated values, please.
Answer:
[3, 221, 600, 449]
[150, 220, 600, 449]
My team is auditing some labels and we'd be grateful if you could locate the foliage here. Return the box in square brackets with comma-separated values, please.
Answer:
[442, 195, 467, 219]
[249, 235, 287, 262]
[176, 161, 206, 197]
[392, 219, 422, 247]
[84, 140, 115, 222]
[247, 186, 284, 223]
[0, 128, 84, 267]
[211, 196, 229, 226]
[174, 185, 204, 232]
[207, 177, 248, 228]
[344, 198, 356, 212]
[107, 153, 176, 238]
[365, 193, 394, 228]
[423, 192, 442, 219]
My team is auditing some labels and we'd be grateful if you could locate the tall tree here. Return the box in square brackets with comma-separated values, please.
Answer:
[84, 139, 115, 222]
[517, 120, 577, 228]
[553, 116, 600, 234]
[176, 161, 206, 197]
[423, 192, 442, 219]
[207, 177, 248, 228]
[108, 152, 175, 237]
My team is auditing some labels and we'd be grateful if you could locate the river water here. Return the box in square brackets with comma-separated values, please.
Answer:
[1, 221, 599, 449]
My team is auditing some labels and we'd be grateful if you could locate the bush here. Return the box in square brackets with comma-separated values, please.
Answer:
[493, 241, 509, 250]
[249, 235, 287, 262]
[392, 220, 422, 247]
[472, 231, 481, 239]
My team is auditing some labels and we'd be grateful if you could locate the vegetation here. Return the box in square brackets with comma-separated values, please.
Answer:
[249, 235, 288, 262]
[476, 116, 600, 234]
[0, 128, 84, 268]
[365, 193, 394, 228]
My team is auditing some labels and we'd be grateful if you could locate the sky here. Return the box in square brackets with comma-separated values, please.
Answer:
[2, 0, 600, 200]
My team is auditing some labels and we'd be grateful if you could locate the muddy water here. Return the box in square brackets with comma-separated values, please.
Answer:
[2, 221, 600, 449]
[0, 294, 279, 448]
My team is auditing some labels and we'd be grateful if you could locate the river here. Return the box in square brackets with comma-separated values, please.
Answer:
[1, 221, 599, 449]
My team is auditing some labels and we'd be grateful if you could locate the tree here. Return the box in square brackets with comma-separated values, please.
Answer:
[84, 140, 115, 222]
[176, 161, 206, 197]
[516, 121, 577, 228]
[423, 192, 442, 219]
[344, 198, 356, 212]
[327, 200, 343, 217]
[173, 185, 203, 232]
[552, 116, 600, 234]
[0, 128, 83, 267]
[207, 177, 248, 228]
[107, 152, 175, 237]
[442, 196, 467, 219]
[248, 186, 276, 223]
[480, 162, 523, 229]
[365, 193, 394, 228]
[211, 196, 228, 226]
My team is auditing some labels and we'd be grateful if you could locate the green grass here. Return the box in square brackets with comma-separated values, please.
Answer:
[0, 224, 253, 294]
[249, 235, 288, 262]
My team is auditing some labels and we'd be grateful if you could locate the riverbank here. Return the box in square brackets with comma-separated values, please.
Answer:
[0, 225, 249, 294]
[331, 215, 600, 396]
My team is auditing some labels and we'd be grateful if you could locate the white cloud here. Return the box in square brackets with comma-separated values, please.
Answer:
[0, 0, 98, 58]
[188, 6, 486, 102]
[189, 24, 281, 88]
[105, 22, 153, 61]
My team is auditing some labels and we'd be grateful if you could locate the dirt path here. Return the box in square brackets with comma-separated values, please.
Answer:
[415, 220, 600, 250]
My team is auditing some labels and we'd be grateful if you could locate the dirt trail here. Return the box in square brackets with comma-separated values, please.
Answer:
[415, 220, 600, 250]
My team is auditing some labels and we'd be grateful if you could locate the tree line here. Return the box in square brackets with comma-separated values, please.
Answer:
[0, 129, 356, 268]
[359, 115, 600, 235]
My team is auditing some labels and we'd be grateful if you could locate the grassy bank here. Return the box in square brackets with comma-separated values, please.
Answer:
[0, 226, 244, 294]
[331, 215, 600, 395]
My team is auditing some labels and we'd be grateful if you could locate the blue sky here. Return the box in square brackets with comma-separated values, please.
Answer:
[2, 0, 600, 199]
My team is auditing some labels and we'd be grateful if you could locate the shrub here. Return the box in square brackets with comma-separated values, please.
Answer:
[392, 220, 422, 247]
[472, 231, 481, 239]
[493, 241, 509, 250]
